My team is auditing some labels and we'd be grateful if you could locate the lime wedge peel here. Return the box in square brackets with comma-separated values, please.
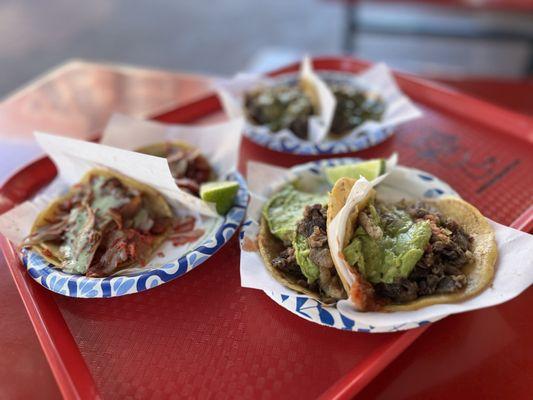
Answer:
[324, 153, 398, 185]
[199, 181, 240, 215]
[325, 159, 384, 185]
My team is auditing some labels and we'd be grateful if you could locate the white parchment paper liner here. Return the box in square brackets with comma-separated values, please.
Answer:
[100, 113, 243, 180]
[240, 160, 533, 331]
[216, 58, 422, 145]
[100, 113, 245, 217]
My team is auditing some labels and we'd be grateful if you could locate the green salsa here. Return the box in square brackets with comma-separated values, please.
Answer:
[60, 176, 136, 274]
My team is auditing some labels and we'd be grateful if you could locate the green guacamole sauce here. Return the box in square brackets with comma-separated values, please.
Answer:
[60, 176, 134, 274]
[263, 184, 327, 243]
[293, 231, 320, 283]
[91, 176, 131, 219]
[60, 206, 95, 274]
[343, 202, 431, 284]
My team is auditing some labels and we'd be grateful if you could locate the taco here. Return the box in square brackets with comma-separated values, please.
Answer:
[257, 183, 346, 304]
[136, 141, 215, 196]
[22, 168, 174, 277]
[327, 177, 498, 312]
[244, 80, 385, 140]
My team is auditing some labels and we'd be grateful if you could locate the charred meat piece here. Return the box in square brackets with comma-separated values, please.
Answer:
[22, 213, 70, 247]
[297, 204, 328, 237]
[375, 278, 418, 304]
[164, 146, 212, 196]
[358, 210, 383, 240]
[272, 246, 302, 276]
[296, 204, 345, 301]
[174, 178, 200, 196]
[329, 84, 385, 137]
[87, 228, 155, 277]
[269, 203, 345, 301]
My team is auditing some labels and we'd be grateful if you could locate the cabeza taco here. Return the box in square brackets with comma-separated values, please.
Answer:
[258, 183, 346, 304]
[136, 141, 215, 196]
[327, 177, 498, 312]
[22, 168, 174, 277]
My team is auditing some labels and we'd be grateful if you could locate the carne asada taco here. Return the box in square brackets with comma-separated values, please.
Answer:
[22, 168, 174, 277]
[327, 177, 498, 312]
[244, 80, 385, 140]
[136, 141, 215, 196]
[258, 183, 346, 304]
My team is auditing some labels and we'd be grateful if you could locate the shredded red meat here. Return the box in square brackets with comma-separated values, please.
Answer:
[164, 145, 212, 196]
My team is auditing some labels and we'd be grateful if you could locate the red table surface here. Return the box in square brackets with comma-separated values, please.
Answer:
[0, 63, 532, 399]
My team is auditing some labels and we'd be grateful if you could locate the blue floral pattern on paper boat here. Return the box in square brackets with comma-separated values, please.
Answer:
[23, 172, 249, 298]
[239, 158, 457, 332]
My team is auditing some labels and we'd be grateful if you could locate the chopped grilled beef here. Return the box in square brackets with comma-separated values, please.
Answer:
[272, 246, 302, 276]
[269, 203, 345, 301]
[308, 226, 328, 247]
[288, 115, 310, 140]
[329, 84, 385, 137]
[297, 204, 327, 237]
[358, 210, 383, 240]
[375, 278, 419, 303]
[308, 226, 334, 270]
[309, 247, 335, 270]
[319, 265, 346, 300]
[297, 204, 345, 301]
[118, 194, 142, 218]
[376, 201, 473, 304]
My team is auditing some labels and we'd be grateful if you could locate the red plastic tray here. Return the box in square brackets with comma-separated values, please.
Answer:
[1, 57, 532, 400]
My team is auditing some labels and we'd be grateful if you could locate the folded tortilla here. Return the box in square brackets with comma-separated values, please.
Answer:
[327, 177, 498, 312]
[27, 168, 173, 273]
[258, 216, 336, 303]
[136, 140, 216, 179]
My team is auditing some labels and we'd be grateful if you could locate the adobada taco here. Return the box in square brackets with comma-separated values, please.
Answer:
[258, 183, 346, 304]
[327, 177, 498, 312]
[22, 168, 174, 277]
[136, 141, 215, 196]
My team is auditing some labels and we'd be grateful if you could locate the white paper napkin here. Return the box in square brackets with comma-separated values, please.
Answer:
[35, 132, 219, 217]
[100, 113, 244, 177]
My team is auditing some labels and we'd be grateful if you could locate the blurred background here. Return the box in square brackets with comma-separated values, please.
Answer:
[1, 0, 532, 98]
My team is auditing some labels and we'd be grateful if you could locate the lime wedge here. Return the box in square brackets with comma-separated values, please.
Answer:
[200, 181, 240, 215]
[325, 159, 385, 185]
